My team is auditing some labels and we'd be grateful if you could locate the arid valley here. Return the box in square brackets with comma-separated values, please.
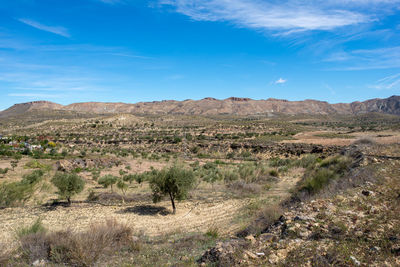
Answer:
[0, 97, 399, 266]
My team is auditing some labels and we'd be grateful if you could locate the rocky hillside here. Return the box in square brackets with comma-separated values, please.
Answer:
[0, 101, 64, 118]
[1, 96, 399, 118]
[198, 143, 400, 266]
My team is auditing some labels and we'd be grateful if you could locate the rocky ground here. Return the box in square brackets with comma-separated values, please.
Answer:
[199, 144, 400, 266]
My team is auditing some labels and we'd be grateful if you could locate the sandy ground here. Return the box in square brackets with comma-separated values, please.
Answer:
[284, 131, 400, 146]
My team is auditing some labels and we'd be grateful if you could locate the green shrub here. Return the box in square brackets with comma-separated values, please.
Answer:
[238, 163, 256, 182]
[295, 154, 320, 169]
[269, 157, 292, 167]
[221, 169, 239, 182]
[123, 174, 135, 184]
[51, 172, 85, 205]
[91, 169, 101, 181]
[320, 156, 351, 174]
[239, 151, 252, 158]
[268, 169, 279, 177]
[17, 218, 46, 238]
[134, 173, 146, 185]
[205, 226, 219, 238]
[0, 182, 34, 207]
[201, 168, 222, 187]
[24, 160, 52, 171]
[98, 174, 118, 192]
[0, 168, 9, 175]
[301, 169, 337, 194]
[0, 170, 44, 207]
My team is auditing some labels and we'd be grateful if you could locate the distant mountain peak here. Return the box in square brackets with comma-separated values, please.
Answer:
[226, 97, 252, 102]
[1, 96, 399, 118]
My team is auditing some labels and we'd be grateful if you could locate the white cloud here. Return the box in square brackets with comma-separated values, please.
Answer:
[160, 0, 371, 33]
[275, 78, 287, 84]
[18, 18, 70, 38]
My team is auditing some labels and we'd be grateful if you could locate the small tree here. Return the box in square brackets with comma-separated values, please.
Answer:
[117, 179, 128, 203]
[51, 172, 85, 205]
[10, 160, 18, 171]
[123, 174, 135, 184]
[149, 165, 195, 214]
[98, 174, 118, 192]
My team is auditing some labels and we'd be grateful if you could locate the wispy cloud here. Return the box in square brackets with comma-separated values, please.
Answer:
[165, 74, 184, 80]
[326, 46, 400, 70]
[18, 18, 70, 38]
[323, 83, 336, 95]
[275, 78, 287, 84]
[160, 0, 373, 33]
[97, 0, 124, 4]
[0, 57, 108, 97]
[108, 53, 152, 59]
[370, 73, 400, 90]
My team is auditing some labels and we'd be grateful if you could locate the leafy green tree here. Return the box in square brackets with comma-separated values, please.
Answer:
[123, 173, 146, 186]
[123, 174, 135, 184]
[10, 160, 18, 171]
[134, 173, 146, 186]
[149, 165, 195, 214]
[117, 179, 128, 195]
[117, 179, 128, 203]
[51, 172, 85, 205]
[98, 174, 118, 192]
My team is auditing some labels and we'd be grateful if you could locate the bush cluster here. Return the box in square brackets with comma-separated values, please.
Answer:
[17, 219, 135, 266]
[0, 170, 44, 207]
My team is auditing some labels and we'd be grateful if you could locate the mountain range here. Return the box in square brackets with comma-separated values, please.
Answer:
[1, 95, 399, 118]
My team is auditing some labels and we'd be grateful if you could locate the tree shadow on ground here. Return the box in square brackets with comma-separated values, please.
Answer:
[118, 205, 170, 216]
[41, 200, 72, 211]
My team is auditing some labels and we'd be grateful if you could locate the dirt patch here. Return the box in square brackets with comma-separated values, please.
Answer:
[284, 130, 400, 146]
[0, 174, 300, 248]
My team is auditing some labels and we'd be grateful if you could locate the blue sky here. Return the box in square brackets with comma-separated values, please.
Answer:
[0, 0, 399, 110]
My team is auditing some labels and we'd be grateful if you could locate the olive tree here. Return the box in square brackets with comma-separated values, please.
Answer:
[117, 179, 128, 203]
[98, 174, 118, 192]
[149, 165, 195, 214]
[51, 172, 85, 205]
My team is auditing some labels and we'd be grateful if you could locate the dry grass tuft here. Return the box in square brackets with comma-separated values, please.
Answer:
[237, 204, 283, 237]
[227, 181, 262, 196]
[18, 218, 135, 266]
[352, 137, 376, 145]
[0, 243, 11, 266]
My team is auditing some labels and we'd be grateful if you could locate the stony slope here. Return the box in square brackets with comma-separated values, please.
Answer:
[1, 96, 399, 118]
[198, 143, 400, 266]
[0, 101, 64, 118]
